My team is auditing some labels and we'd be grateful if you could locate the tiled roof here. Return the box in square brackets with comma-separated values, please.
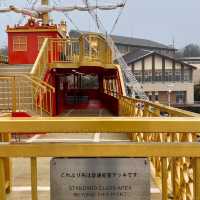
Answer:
[123, 50, 197, 69]
[123, 49, 152, 64]
[69, 30, 175, 50]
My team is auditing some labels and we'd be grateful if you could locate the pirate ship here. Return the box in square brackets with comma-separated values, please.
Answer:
[0, 1, 199, 200]
[0, 0, 139, 117]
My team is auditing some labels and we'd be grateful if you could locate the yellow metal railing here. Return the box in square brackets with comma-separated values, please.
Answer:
[0, 75, 55, 116]
[49, 35, 112, 66]
[30, 38, 49, 80]
[103, 90, 200, 199]
[0, 118, 200, 200]
[80, 34, 112, 64]
[0, 55, 8, 64]
[50, 38, 80, 64]
[104, 89, 199, 117]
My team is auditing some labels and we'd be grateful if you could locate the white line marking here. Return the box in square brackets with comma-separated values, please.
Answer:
[12, 186, 50, 192]
[151, 188, 161, 193]
[21, 138, 131, 142]
[31, 138, 94, 142]
[93, 133, 101, 142]
[26, 135, 41, 143]
[12, 186, 160, 193]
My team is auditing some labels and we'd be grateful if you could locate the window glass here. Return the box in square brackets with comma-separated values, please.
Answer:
[175, 69, 181, 82]
[134, 70, 142, 82]
[65, 74, 99, 89]
[13, 36, 27, 51]
[165, 69, 173, 82]
[144, 70, 152, 82]
[184, 68, 191, 82]
[176, 91, 186, 104]
[155, 70, 162, 82]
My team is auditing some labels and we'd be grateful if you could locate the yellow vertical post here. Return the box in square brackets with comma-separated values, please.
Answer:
[171, 134, 179, 199]
[12, 77, 16, 112]
[31, 157, 38, 200]
[161, 157, 168, 200]
[3, 133, 12, 193]
[40, 89, 43, 117]
[49, 90, 52, 116]
[0, 158, 6, 200]
[172, 158, 179, 200]
[143, 104, 149, 117]
[194, 158, 200, 200]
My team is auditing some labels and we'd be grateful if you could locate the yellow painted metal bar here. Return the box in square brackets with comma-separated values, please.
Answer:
[0, 158, 6, 200]
[31, 157, 38, 200]
[31, 76, 55, 92]
[2, 133, 12, 194]
[161, 157, 168, 200]
[0, 143, 200, 158]
[194, 158, 200, 200]
[0, 117, 200, 133]
[30, 38, 48, 77]
[11, 77, 16, 112]
[119, 95, 200, 117]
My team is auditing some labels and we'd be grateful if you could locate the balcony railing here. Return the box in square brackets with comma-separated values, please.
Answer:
[49, 35, 113, 66]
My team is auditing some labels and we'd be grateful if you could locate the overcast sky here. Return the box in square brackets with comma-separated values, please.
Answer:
[0, 0, 199, 49]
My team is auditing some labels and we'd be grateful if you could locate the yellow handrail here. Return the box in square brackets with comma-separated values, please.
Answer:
[31, 75, 55, 93]
[30, 38, 49, 79]
[104, 89, 200, 117]
[0, 117, 200, 200]
[0, 75, 54, 116]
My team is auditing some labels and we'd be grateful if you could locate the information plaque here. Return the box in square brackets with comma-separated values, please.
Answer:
[50, 158, 150, 200]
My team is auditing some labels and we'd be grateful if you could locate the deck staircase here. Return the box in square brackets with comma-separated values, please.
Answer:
[0, 64, 33, 113]
[0, 64, 33, 75]
[0, 62, 54, 116]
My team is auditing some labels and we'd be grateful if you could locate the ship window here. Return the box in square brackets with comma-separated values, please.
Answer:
[13, 36, 27, 51]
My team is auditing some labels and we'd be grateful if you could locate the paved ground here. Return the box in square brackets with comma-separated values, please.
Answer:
[6, 108, 162, 199]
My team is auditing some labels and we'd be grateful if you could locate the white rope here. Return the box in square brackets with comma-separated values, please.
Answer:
[110, 0, 127, 34]
[83, 0, 148, 100]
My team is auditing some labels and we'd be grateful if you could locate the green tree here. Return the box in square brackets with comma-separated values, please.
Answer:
[0, 46, 8, 55]
[183, 44, 200, 57]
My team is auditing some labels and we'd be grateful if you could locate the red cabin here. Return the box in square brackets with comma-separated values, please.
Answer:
[7, 19, 66, 64]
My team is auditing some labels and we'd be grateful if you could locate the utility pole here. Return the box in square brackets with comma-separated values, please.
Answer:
[41, 0, 49, 24]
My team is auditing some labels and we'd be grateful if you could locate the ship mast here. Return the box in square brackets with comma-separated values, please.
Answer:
[41, 0, 49, 24]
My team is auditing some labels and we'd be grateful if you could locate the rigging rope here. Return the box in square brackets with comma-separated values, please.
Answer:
[83, 0, 148, 100]
[110, 0, 127, 34]
[52, 0, 81, 31]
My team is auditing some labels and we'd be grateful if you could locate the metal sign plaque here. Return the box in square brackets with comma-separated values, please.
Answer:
[50, 158, 150, 200]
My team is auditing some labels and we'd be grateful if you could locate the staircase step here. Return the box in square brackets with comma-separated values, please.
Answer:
[0, 64, 33, 75]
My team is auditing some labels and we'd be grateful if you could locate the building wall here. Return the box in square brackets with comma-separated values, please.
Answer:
[186, 63, 200, 84]
[131, 54, 195, 105]
[143, 82, 194, 104]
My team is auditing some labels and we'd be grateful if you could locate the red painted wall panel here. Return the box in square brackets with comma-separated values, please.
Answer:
[8, 32, 59, 64]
